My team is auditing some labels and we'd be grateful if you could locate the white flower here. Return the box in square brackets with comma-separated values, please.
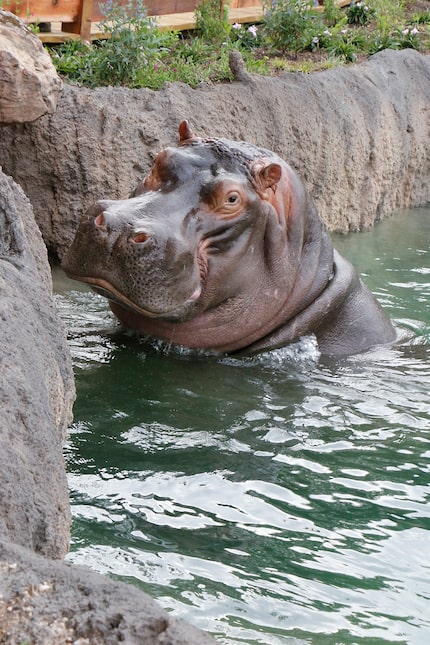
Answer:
[248, 25, 258, 37]
[323, 29, 332, 37]
[232, 22, 242, 30]
[312, 36, 319, 44]
[402, 27, 409, 35]
[411, 27, 419, 35]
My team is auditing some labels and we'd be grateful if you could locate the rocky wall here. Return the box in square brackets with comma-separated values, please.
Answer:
[0, 49, 428, 259]
[0, 169, 217, 643]
[0, 172, 73, 559]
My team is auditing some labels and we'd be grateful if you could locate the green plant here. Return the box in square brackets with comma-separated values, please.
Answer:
[397, 24, 421, 48]
[411, 10, 430, 24]
[48, 39, 94, 79]
[366, 29, 398, 51]
[369, 0, 405, 35]
[230, 21, 264, 49]
[324, 0, 343, 26]
[347, 0, 375, 25]
[312, 19, 366, 61]
[46, 0, 430, 89]
[194, 0, 230, 43]
[271, 56, 341, 72]
[263, 0, 324, 54]
[50, 0, 176, 87]
[94, 0, 175, 84]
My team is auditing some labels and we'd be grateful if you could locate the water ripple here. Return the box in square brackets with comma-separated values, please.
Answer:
[58, 208, 430, 644]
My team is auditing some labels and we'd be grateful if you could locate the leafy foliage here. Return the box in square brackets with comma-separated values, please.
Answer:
[347, 1, 375, 25]
[49, 0, 175, 87]
[194, 0, 230, 42]
[262, 0, 324, 53]
[47, 0, 429, 88]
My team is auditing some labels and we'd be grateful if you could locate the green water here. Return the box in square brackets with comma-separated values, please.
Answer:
[55, 207, 430, 644]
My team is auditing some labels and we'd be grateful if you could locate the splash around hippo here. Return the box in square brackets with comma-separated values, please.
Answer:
[62, 121, 396, 357]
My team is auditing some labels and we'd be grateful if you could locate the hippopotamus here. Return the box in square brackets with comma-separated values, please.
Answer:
[62, 121, 396, 357]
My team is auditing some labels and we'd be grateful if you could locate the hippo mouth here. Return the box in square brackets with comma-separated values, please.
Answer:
[66, 274, 202, 320]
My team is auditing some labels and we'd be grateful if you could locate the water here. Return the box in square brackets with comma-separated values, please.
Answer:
[55, 207, 430, 645]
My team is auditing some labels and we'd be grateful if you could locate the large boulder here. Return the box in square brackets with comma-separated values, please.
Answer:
[0, 538, 216, 644]
[0, 49, 428, 258]
[0, 171, 74, 558]
[0, 10, 62, 124]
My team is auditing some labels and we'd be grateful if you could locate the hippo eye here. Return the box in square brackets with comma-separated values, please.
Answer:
[225, 192, 241, 205]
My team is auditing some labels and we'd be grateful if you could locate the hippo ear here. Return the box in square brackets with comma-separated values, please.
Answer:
[258, 163, 282, 189]
[178, 120, 196, 144]
[252, 161, 282, 195]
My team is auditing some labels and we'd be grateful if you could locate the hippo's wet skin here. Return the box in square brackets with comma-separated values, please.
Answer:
[62, 121, 396, 357]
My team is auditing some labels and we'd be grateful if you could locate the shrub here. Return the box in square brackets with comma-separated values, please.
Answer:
[324, 0, 343, 26]
[50, 0, 176, 87]
[230, 22, 264, 49]
[312, 19, 366, 61]
[411, 9, 430, 24]
[46, 0, 430, 88]
[397, 25, 421, 48]
[263, 0, 324, 54]
[369, 0, 405, 35]
[194, 0, 230, 43]
[347, 1, 375, 25]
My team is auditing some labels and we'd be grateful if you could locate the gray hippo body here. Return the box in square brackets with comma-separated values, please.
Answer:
[62, 121, 396, 357]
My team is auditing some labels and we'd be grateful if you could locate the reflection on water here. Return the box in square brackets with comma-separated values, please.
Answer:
[56, 208, 430, 644]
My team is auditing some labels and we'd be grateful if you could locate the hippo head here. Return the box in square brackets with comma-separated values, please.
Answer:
[62, 121, 333, 353]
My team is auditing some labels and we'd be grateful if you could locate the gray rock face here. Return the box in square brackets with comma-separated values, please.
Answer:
[0, 171, 216, 643]
[0, 538, 217, 644]
[0, 171, 74, 558]
[0, 49, 428, 259]
[0, 10, 62, 124]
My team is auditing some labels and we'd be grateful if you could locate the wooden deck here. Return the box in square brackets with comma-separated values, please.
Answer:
[38, 6, 265, 42]
[37, 1, 351, 43]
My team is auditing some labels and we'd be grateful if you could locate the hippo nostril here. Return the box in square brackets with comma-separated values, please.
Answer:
[131, 232, 150, 244]
[94, 213, 105, 227]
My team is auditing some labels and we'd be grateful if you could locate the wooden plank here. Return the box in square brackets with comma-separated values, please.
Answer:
[91, 0, 200, 22]
[7, 0, 81, 23]
[230, 0, 262, 7]
[38, 29, 81, 43]
[91, 1, 261, 22]
[62, 0, 94, 41]
[88, 7, 264, 36]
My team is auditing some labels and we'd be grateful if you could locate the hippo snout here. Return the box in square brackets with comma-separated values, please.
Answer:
[62, 197, 203, 321]
[93, 207, 151, 246]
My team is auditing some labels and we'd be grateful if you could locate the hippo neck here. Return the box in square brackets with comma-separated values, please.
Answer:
[237, 250, 356, 356]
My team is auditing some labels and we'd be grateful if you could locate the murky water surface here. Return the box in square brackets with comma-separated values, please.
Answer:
[55, 207, 430, 644]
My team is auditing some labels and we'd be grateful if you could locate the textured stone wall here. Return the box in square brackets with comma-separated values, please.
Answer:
[0, 172, 74, 558]
[0, 49, 428, 259]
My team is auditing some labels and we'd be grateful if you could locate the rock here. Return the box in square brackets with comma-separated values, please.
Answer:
[0, 170, 74, 558]
[0, 538, 217, 644]
[229, 49, 253, 82]
[0, 49, 428, 258]
[0, 170, 216, 643]
[0, 10, 62, 124]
